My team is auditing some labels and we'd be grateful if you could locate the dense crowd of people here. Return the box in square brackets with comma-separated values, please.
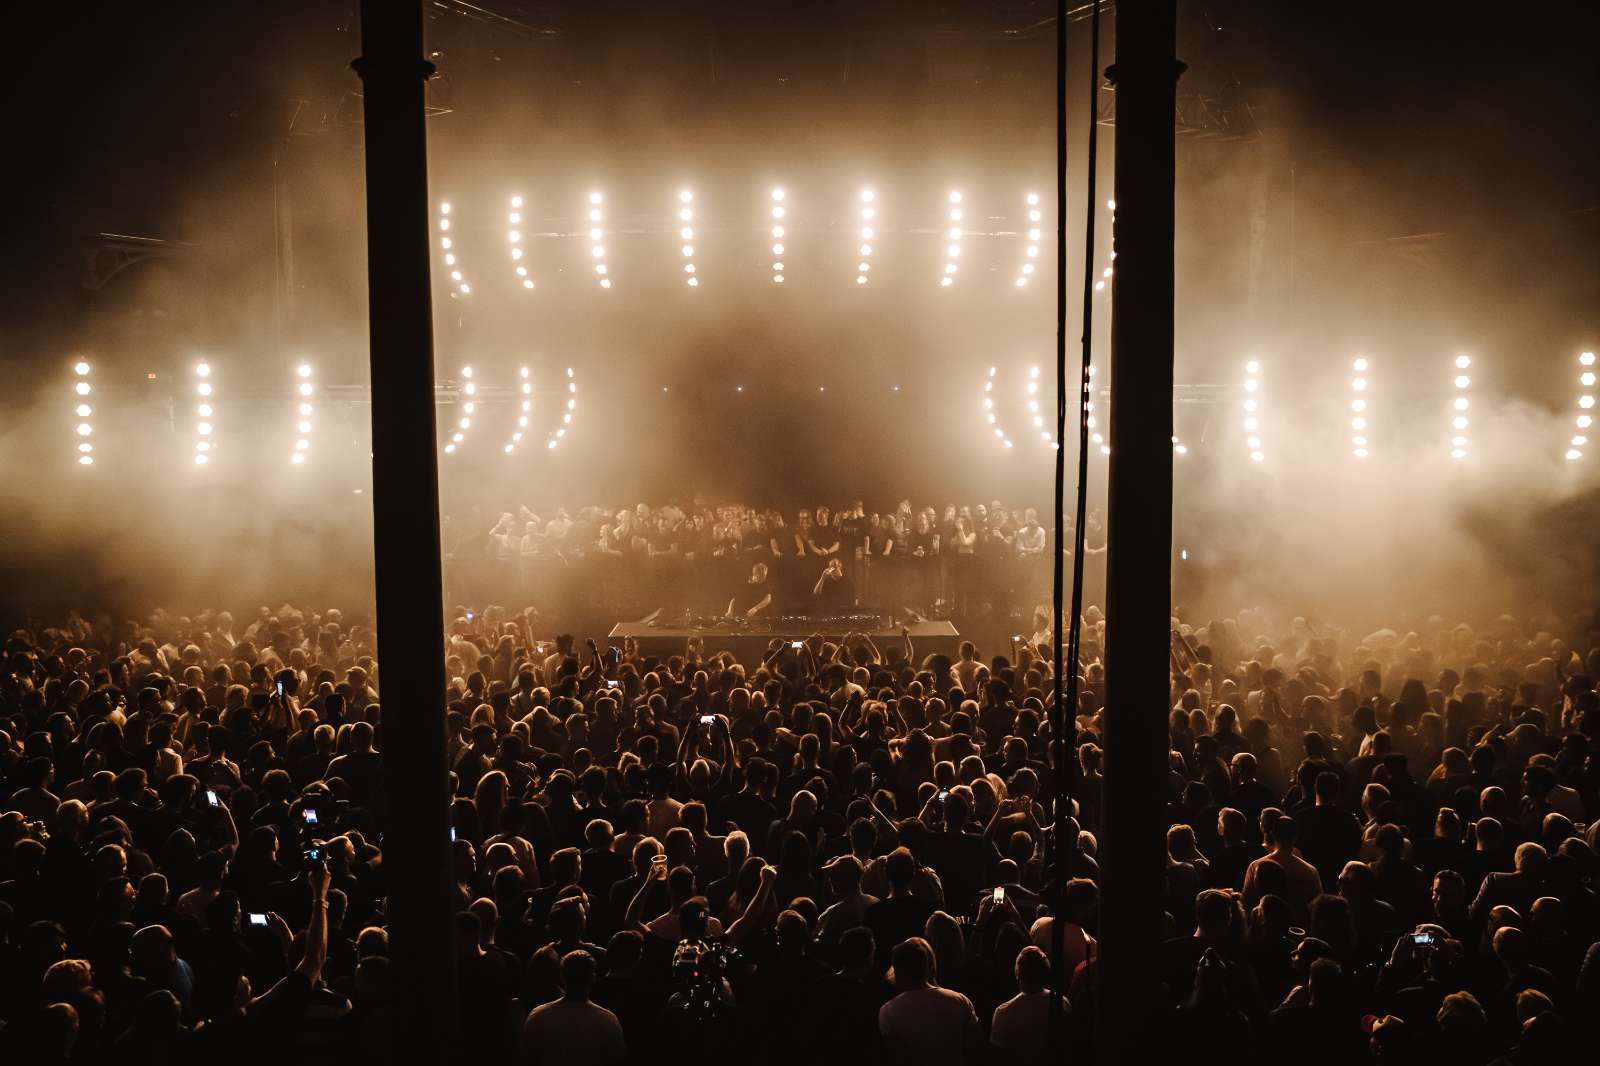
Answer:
[3, 598, 1599, 1064]
[441, 500, 1078, 635]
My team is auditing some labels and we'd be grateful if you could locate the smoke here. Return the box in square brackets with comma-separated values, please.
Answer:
[0, 6, 1595, 638]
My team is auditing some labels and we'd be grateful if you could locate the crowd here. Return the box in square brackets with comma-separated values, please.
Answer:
[2, 598, 1598, 1065]
[440, 500, 1074, 632]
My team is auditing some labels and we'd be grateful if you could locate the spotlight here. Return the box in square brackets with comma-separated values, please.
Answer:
[192, 361, 216, 465]
[1572, 352, 1597, 461]
[587, 194, 608, 288]
[857, 189, 876, 283]
[1350, 357, 1373, 458]
[291, 362, 315, 467]
[1243, 360, 1265, 463]
[1450, 355, 1472, 458]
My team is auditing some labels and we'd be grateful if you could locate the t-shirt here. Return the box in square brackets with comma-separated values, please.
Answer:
[519, 998, 626, 1066]
[879, 986, 978, 1066]
[990, 991, 1071, 1066]
[735, 580, 772, 616]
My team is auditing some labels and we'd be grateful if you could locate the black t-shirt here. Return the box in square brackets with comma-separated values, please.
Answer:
[736, 580, 772, 615]
[839, 514, 867, 554]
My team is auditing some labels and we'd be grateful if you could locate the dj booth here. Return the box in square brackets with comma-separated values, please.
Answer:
[606, 617, 960, 662]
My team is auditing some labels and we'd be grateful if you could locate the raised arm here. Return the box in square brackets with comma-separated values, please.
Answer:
[727, 863, 778, 946]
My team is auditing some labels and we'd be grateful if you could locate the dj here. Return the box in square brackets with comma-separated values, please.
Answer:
[726, 562, 772, 620]
[810, 557, 851, 611]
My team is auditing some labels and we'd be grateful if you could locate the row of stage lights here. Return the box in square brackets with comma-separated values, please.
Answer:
[443, 186, 1056, 292]
[444, 366, 579, 456]
[979, 352, 1596, 464]
[58, 352, 1593, 467]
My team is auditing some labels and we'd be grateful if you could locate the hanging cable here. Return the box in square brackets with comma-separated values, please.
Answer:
[1051, 0, 1099, 1036]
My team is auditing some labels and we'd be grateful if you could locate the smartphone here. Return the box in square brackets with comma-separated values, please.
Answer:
[606, 679, 619, 689]
[449, 826, 457, 842]
[465, 610, 475, 622]
[993, 886, 1006, 904]
[1013, 634, 1023, 642]
[247, 912, 269, 928]
[301, 808, 319, 826]
[304, 846, 323, 863]
[937, 789, 949, 803]
[205, 789, 220, 808]
[700, 715, 715, 726]
[1411, 932, 1434, 946]
[791, 641, 803, 650]
[275, 679, 286, 697]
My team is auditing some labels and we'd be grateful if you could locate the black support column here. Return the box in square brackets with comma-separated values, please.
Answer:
[1096, 2, 1183, 1062]
[353, 2, 458, 1057]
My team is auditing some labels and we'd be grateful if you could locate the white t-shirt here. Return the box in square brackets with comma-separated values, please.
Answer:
[879, 986, 978, 1066]
[520, 998, 625, 1066]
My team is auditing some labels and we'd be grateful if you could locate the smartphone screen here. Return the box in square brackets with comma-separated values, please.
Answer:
[700, 715, 715, 725]
[275, 680, 285, 696]
[301, 808, 319, 825]
[993, 886, 1005, 904]
[206, 789, 220, 807]
[247, 913, 269, 927]
[937, 789, 949, 803]
[606, 679, 619, 689]
[791, 641, 803, 650]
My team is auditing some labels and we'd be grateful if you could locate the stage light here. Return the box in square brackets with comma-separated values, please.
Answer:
[290, 362, 316, 466]
[1450, 354, 1472, 459]
[586, 194, 609, 288]
[676, 190, 701, 287]
[69, 359, 95, 466]
[1243, 359, 1265, 462]
[1571, 352, 1597, 461]
[942, 191, 963, 287]
[192, 361, 215, 466]
[1350, 356, 1373, 458]
[857, 188, 876, 285]
[506, 196, 535, 291]
[439, 201, 470, 298]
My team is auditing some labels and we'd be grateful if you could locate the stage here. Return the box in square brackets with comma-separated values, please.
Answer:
[605, 619, 961, 662]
